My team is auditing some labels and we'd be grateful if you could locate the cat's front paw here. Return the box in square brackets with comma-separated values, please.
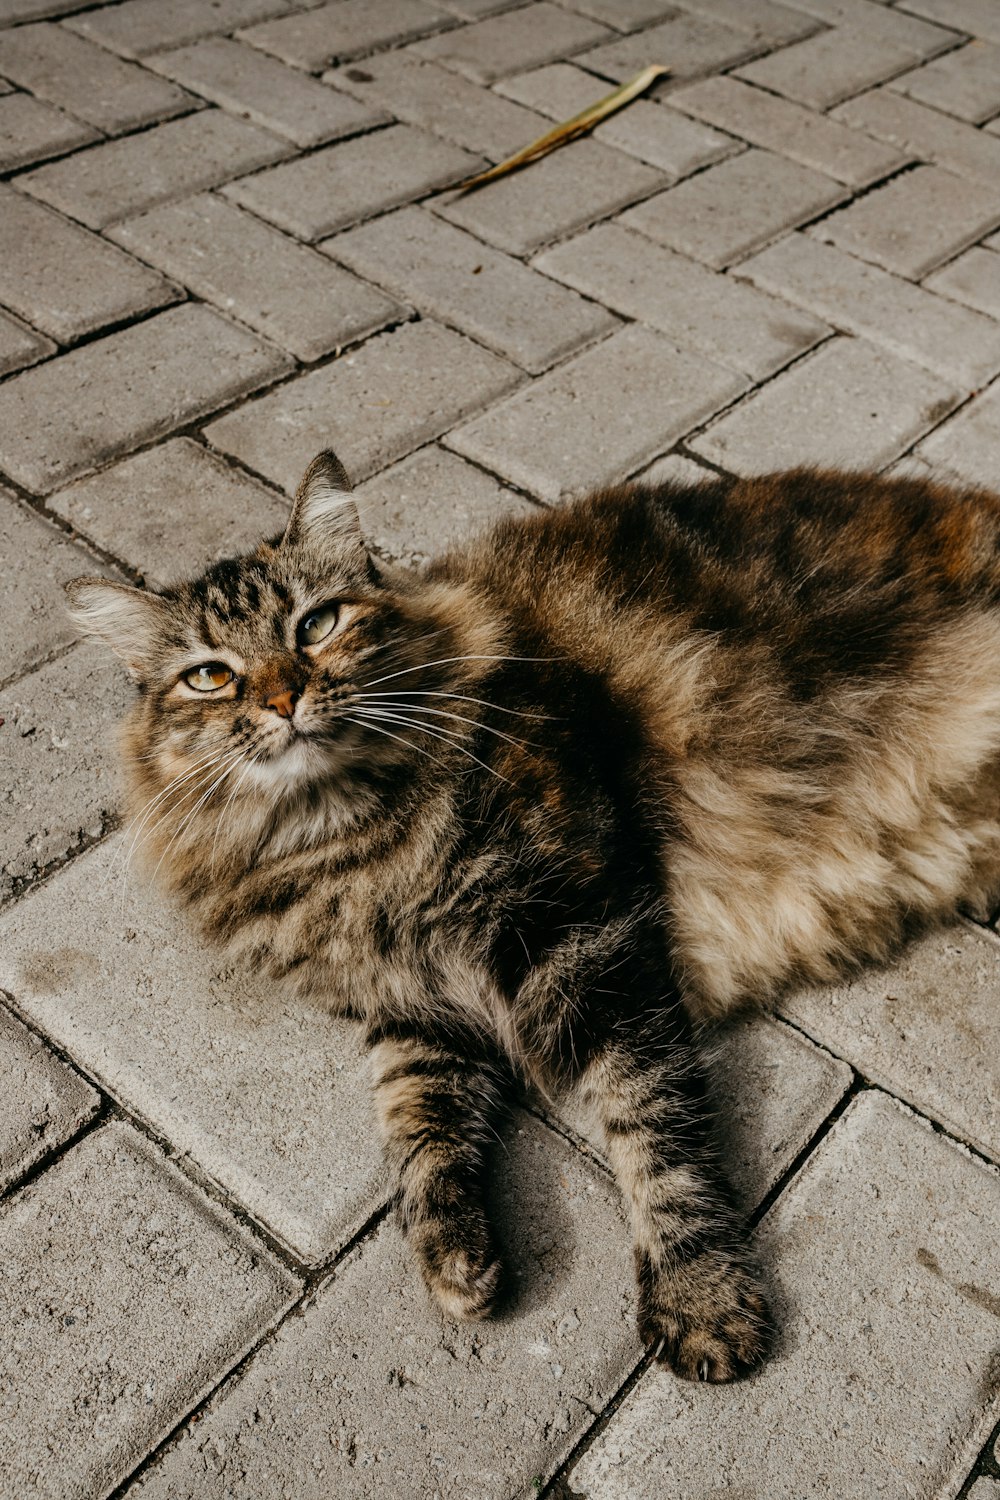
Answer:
[636, 1246, 772, 1383]
[407, 1207, 504, 1321]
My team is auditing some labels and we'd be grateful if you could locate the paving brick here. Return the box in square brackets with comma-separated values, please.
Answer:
[812, 164, 1000, 280]
[667, 74, 909, 186]
[924, 245, 1000, 320]
[0, 188, 177, 344]
[0, 1121, 298, 1500]
[0, 842, 388, 1262]
[0, 307, 53, 378]
[559, 0, 677, 27]
[224, 123, 481, 241]
[537, 223, 828, 380]
[237, 0, 452, 71]
[111, 194, 405, 363]
[669, 0, 819, 45]
[690, 337, 959, 474]
[740, 231, 1000, 388]
[571, 1091, 1000, 1499]
[734, 28, 921, 111]
[578, 12, 764, 89]
[328, 51, 547, 161]
[433, 0, 527, 15]
[326, 206, 617, 374]
[620, 147, 846, 270]
[495, 62, 736, 177]
[0, 90, 96, 170]
[832, 86, 1000, 186]
[48, 439, 290, 589]
[0, 0, 84, 22]
[435, 136, 664, 257]
[908, 379, 1000, 489]
[448, 325, 746, 502]
[354, 443, 531, 563]
[0, 642, 131, 903]
[889, 40, 1000, 124]
[206, 320, 522, 495]
[411, 2, 612, 83]
[125, 1115, 640, 1500]
[0, 494, 107, 685]
[64, 0, 303, 60]
[147, 36, 388, 148]
[901, 0, 1000, 45]
[0, 1003, 98, 1196]
[774, 0, 959, 55]
[635, 451, 718, 487]
[0, 23, 194, 134]
[18, 109, 291, 231]
[969, 1481, 1000, 1500]
[0, 305, 290, 495]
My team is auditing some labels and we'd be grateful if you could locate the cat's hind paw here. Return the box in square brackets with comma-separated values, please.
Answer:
[407, 1208, 504, 1321]
[637, 1248, 772, 1383]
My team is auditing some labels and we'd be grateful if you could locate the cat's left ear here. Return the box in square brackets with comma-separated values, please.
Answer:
[283, 449, 364, 562]
[64, 576, 172, 679]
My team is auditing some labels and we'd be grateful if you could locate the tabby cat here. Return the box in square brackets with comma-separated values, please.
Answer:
[67, 452, 1000, 1383]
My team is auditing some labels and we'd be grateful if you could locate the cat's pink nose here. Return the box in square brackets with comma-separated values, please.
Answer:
[265, 688, 299, 720]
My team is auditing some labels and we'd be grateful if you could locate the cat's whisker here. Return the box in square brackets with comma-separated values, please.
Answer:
[353, 706, 511, 785]
[115, 752, 238, 910]
[354, 689, 555, 721]
[120, 753, 244, 904]
[358, 653, 560, 692]
[343, 714, 447, 771]
[354, 696, 532, 751]
[147, 750, 248, 891]
[112, 747, 233, 878]
[209, 749, 263, 875]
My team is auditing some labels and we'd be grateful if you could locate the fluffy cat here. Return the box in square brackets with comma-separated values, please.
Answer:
[67, 451, 1000, 1383]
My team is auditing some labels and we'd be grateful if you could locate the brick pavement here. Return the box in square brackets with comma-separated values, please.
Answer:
[0, 1, 998, 1496]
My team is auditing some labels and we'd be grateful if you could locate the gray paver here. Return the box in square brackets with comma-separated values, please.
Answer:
[0, 187, 177, 344]
[237, 0, 452, 71]
[354, 443, 531, 563]
[924, 246, 1000, 320]
[411, 3, 611, 83]
[18, 109, 291, 231]
[0, 1003, 98, 1196]
[969, 1481, 1000, 1500]
[0, 1121, 299, 1500]
[670, 0, 820, 45]
[667, 73, 909, 186]
[48, 439, 290, 589]
[0, 0, 85, 22]
[327, 51, 548, 161]
[902, 0, 1000, 45]
[909, 378, 1000, 489]
[560, 0, 677, 27]
[148, 36, 388, 148]
[435, 136, 664, 257]
[224, 123, 481, 241]
[326, 205, 617, 374]
[636, 451, 718, 487]
[447, 325, 747, 502]
[620, 147, 846, 269]
[889, 40, 1000, 124]
[126, 1115, 640, 1500]
[690, 337, 959, 474]
[740, 230, 1000, 388]
[0, 91, 96, 170]
[734, 27, 919, 111]
[0, 308, 54, 378]
[536, 222, 829, 381]
[776, 0, 959, 54]
[64, 0, 303, 60]
[812, 164, 1000, 280]
[579, 12, 763, 88]
[572, 1091, 1000, 1499]
[0, 304, 290, 495]
[832, 87, 1000, 185]
[0, 23, 194, 134]
[111, 194, 405, 363]
[0, 840, 387, 1263]
[205, 319, 523, 495]
[0, 642, 131, 902]
[494, 62, 736, 177]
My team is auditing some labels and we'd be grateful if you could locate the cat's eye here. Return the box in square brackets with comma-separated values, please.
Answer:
[297, 603, 339, 648]
[183, 662, 234, 692]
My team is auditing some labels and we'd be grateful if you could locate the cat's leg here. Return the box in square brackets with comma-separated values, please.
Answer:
[368, 1020, 510, 1321]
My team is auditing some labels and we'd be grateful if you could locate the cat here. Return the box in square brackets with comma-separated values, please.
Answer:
[66, 450, 1000, 1383]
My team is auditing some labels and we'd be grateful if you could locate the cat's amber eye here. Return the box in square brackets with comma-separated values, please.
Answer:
[297, 602, 339, 648]
[183, 662, 234, 692]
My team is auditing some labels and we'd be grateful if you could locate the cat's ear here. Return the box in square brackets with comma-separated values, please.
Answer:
[284, 449, 364, 560]
[65, 577, 171, 678]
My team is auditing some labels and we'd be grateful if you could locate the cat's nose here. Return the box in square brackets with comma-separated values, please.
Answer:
[265, 688, 300, 719]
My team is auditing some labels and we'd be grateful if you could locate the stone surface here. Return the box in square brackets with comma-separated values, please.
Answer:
[18, 109, 291, 230]
[238, 0, 452, 71]
[536, 221, 829, 380]
[558, 0, 677, 28]
[0, 0, 85, 22]
[901, 0, 1000, 44]
[909, 380, 1000, 490]
[635, 451, 718, 487]
[0, 186, 177, 344]
[812, 164, 1000, 280]
[411, 2, 611, 83]
[0, 307, 54, 378]
[832, 87, 1000, 186]
[205, 320, 522, 495]
[667, 73, 908, 186]
[740, 230, 1000, 388]
[326, 206, 617, 373]
[111, 193, 405, 362]
[580, 12, 763, 87]
[924, 246, 1000, 321]
[690, 337, 959, 475]
[0, 304, 290, 495]
[0, 642, 131, 902]
[48, 438, 290, 588]
[0, 1121, 299, 1500]
[224, 123, 480, 241]
[620, 147, 846, 269]
[125, 1115, 641, 1500]
[0, 841, 386, 1264]
[572, 1091, 1000, 1499]
[776, 0, 959, 53]
[447, 325, 747, 502]
[0, 90, 96, 170]
[889, 40, 1000, 124]
[734, 26, 919, 110]
[65, 0, 302, 59]
[0, 22, 193, 134]
[148, 36, 388, 148]
[0, 1002, 98, 1195]
[669, 0, 820, 46]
